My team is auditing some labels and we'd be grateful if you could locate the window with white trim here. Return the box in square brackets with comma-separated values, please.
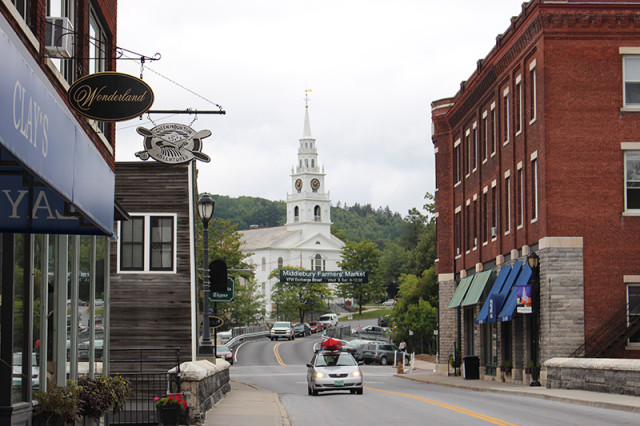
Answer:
[503, 88, 510, 145]
[119, 214, 176, 273]
[529, 60, 537, 123]
[482, 188, 488, 244]
[473, 122, 478, 172]
[531, 153, 539, 222]
[49, 0, 77, 84]
[455, 207, 462, 256]
[623, 56, 640, 108]
[11, 0, 31, 24]
[491, 103, 497, 155]
[465, 129, 471, 177]
[491, 182, 498, 238]
[517, 165, 524, 228]
[515, 75, 522, 135]
[625, 150, 640, 210]
[627, 284, 640, 343]
[482, 111, 488, 163]
[505, 172, 511, 234]
[454, 139, 461, 184]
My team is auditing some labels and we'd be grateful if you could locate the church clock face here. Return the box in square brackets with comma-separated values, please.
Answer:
[295, 179, 303, 191]
[311, 178, 320, 190]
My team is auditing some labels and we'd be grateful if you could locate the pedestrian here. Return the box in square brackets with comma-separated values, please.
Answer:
[399, 340, 406, 351]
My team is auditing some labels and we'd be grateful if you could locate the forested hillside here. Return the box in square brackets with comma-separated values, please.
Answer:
[211, 195, 406, 244]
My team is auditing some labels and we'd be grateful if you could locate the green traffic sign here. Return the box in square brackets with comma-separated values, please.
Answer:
[209, 277, 234, 302]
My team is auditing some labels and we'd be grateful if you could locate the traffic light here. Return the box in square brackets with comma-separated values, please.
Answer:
[209, 259, 227, 292]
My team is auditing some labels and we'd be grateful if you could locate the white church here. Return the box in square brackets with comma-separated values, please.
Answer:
[239, 102, 345, 317]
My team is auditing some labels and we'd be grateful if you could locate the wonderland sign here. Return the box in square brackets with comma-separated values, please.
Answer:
[279, 270, 368, 283]
[68, 72, 154, 121]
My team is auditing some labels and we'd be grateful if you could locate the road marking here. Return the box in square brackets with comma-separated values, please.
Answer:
[365, 386, 518, 426]
[274, 342, 286, 366]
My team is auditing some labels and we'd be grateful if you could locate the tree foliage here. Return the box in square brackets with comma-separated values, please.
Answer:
[336, 238, 384, 314]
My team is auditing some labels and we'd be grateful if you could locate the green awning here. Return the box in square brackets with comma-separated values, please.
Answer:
[462, 270, 493, 307]
[447, 276, 474, 309]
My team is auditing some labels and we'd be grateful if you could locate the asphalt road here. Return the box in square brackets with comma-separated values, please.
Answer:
[228, 334, 639, 426]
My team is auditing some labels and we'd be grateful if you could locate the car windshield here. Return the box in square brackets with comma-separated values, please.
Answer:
[273, 322, 290, 328]
[315, 353, 357, 367]
[294, 324, 303, 329]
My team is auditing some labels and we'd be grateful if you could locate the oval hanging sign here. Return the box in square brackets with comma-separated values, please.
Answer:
[68, 72, 154, 122]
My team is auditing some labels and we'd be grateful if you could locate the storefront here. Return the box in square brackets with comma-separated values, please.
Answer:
[0, 11, 116, 424]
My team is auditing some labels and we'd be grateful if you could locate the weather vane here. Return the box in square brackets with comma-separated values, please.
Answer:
[305, 89, 312, 108]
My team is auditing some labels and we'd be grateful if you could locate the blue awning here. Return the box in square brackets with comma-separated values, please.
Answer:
[499, 263, 532, 322]
[476, 266, 510, 324]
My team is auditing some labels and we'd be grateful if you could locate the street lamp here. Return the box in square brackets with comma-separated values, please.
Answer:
[197, 194, 215, 357]
[527, 251, 541, 387]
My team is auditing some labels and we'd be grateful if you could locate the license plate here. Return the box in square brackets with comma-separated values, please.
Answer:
[334, 380, 344, 386]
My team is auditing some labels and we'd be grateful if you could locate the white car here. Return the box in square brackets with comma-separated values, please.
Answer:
[307, 350, 363, 395]
[382, 299, 396, 307]
[318, 313, 339, 328]
[12, 352, 39, 390]
[270, 321, 295, 341]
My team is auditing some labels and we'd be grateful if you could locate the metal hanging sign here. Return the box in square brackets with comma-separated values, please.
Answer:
[135, 123, 211, 164]
[68, 72, 154, 121]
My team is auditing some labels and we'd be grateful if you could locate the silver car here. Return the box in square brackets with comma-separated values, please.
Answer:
[306, 351, 363, 395]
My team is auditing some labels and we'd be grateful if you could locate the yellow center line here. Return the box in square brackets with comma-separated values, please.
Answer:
[273, 342, 286, 366]
[365, 386, 518, 426]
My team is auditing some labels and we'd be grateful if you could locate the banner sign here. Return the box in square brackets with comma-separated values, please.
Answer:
[135, 123, 211, 164]
[68, 72, 154, 121]
[279, 270, 368, 283]
[516, 285, 532, 314]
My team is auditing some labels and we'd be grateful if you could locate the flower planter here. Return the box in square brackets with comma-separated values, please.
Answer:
[156, 406, 181, 426]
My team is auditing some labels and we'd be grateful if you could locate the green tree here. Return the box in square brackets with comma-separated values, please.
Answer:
[379, 242, 409, 298]
[336, 238, 384, 315]
[216, 277, 266, 326]
[268, 267, 332, 323]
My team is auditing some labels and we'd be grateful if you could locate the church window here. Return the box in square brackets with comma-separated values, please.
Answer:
[262, 257, 266, 271]
[305, 159, 309, 167]
[314, 206, 321, 221]
[314, 254, 322, 271]
[278, 257, 283, 269]
[299, 160, 302, 168]
[294, 206, 299, 222]
[311, 159, 315, 167]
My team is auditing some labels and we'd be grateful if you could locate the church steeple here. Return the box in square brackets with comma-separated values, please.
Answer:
[286, 91, 332, 233]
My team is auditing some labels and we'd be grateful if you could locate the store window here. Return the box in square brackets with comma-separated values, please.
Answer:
[627, 284, 640, 344]
[119, 214, 176, 273]
[624, 150, 640, 211]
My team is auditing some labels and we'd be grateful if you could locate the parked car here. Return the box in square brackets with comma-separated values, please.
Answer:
[270, 321, 295, 341]
[294, 323, 311, 337]
[308, 321, 324, 333]
[306, 350, 363, 395]
[353, 325, 386, 336]
[361, 342, 401, 365]
[78, 339, 104, 361]
[12, 352, 39, 390]
[342, 340, 369, 362]
[381, 299, 396, 307]
[216, 345, 233, 364]
[318, 313, 339, 328]
[377, 315, 389, 327]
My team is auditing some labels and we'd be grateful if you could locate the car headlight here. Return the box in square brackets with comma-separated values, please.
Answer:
[350, 370, 362, 377]
[314, 371, 327, 379]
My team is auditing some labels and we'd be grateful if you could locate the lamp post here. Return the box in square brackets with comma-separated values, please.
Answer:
[197, 194, 215, 357]
[527, 251, 541, 387]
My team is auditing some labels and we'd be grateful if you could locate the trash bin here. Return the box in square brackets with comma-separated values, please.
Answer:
[462, 356, 479, 380]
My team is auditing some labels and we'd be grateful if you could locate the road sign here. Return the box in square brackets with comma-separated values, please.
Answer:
[209, 277, 234, 302]
[209, 316, 224, 328]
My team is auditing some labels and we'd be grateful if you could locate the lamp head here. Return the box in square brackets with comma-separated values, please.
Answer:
[527, 251, 539, 270]
[197, 194, 215, 222]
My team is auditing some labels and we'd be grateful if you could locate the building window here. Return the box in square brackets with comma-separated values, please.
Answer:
[315, 254, 322, 271]
[120, 217, 144, 271]
[278, 257, 284, 269]
[531, 154, 538, 222]
[491, 103, 497, 155]
[628, 284, 640, 343]
[465, 130, 471, 177]
[515, 75, 522, 135]
[473, 198, 478, 248]
[482, 190, 488, 244]
[482, 111, 488, 163]
[454, 139, 461, 184]
[48, 0, 77, 84]
[465, 202, 471, 252]
[623, 56, 640, 108]
[455, 209, 462, 256]
[529, 60, 537, 123]
[505, 173, 511, 234]
[294, 206, 300, 222]
[491, 183, 498, 239]
[625, 151, 640, 210]
[503, 88, 510, 145]
[262, 257, 266, 271]
[314, 205, 321, 222]
[119, 215, 175, 273]
[517, 166, 524, 228]
[473, 123, 478, 171]
[11, 0, 31, 24]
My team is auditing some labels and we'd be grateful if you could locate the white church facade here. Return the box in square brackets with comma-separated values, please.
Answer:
[239, 103, 345, 317]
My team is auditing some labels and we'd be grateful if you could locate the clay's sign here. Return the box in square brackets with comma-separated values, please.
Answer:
[68, 72, 154, 121]
[135, 123, 211, 164]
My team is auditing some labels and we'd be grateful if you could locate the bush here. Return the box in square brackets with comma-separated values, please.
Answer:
[34, 381, 82, 423]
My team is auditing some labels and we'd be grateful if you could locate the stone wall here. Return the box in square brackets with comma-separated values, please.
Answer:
[169, 360, 231, 425]
[438, 274, 457, 373]
[546, 358, 640, 396]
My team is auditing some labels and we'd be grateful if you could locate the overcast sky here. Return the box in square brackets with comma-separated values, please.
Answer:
[115, 0, 525, 217]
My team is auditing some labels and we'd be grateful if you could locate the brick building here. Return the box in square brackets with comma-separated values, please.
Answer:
[432, 0, 640, 383]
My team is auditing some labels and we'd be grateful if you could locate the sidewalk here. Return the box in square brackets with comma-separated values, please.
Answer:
[204, 360, 640, 426]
